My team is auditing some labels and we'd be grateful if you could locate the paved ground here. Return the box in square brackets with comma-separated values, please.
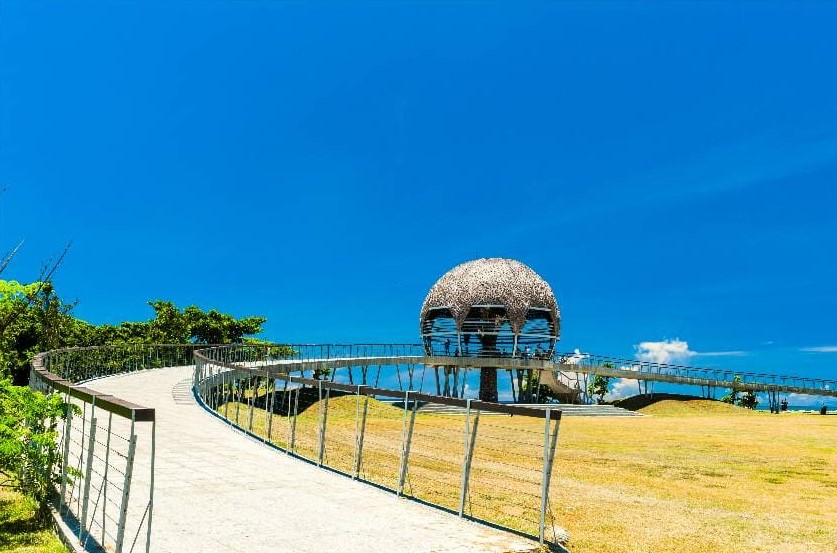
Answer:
[86, 366, 541, 553]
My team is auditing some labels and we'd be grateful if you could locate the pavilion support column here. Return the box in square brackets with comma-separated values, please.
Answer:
[479, 368, 498, 402]
[516, 370, 524, 403]
[526, 369, 535, 403]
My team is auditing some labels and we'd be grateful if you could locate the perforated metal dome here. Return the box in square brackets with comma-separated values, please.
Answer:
[420, 258, 560, 356]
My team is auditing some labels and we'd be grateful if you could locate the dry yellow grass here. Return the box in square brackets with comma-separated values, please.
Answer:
[218, 393, 837, 553]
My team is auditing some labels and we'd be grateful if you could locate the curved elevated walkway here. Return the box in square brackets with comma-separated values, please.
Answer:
[85, 365, 540, 553]
[262, 353, 837, 398]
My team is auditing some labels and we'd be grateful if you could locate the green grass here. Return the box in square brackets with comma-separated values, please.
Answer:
[0, 487, 67, 553]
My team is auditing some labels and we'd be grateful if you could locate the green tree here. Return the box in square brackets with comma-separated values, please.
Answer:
[146, 301, 267, 344]
[0, 378, 70, 521]
[1, 280, 83, 383]
[76, 301, 268, 347]
[588, 374, 612, 404]
[721, 376, 742, 405]
[738, 389, 759, 409]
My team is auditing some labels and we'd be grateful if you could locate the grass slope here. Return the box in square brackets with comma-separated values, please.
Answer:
[0, 488, 67, 553]
[613, 393, 751, 415]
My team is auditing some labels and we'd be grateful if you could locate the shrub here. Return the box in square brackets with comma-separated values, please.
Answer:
[0, 378, 68, 520]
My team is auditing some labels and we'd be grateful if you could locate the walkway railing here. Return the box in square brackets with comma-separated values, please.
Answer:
[31, 341, 831, 551]
[193, 345, 565, 545]
[253, 344, 837, 398]
[28, 345, 206, 553]
[555, 351, 837, 397]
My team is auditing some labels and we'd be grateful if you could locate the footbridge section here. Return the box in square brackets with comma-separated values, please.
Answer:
[549, 352, 837, 398]
[232, 345, 837, 399]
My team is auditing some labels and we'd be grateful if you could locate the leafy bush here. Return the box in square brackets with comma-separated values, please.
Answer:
[0, 378, 68, 520]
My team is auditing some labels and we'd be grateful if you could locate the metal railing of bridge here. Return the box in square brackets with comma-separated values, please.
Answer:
[193, 344, 566, 546]
[555, 351, 837, 396]
[28, 344, 211, 553]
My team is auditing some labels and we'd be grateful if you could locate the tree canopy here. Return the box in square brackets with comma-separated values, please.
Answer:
[0, 280, 269, 384]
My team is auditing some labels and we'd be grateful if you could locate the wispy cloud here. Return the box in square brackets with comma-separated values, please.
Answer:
[800, 346, 837, 353]
[694, 350, 748, 357]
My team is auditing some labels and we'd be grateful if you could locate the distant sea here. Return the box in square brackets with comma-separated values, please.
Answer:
[755, 405, 832, 412]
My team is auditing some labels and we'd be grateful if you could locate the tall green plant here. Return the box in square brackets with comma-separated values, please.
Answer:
[0, 378, 69, 521]
[739, 389, 759, 409]
[721, 375, 742, 405]
[588, 374, 612, 404]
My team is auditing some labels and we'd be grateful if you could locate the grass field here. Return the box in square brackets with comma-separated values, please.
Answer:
[553, 399, 837, 553]
[0, 487, 67, 553]
[217, 392, 837, 553]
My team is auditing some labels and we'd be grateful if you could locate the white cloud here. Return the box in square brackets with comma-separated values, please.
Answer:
[634, 339, 748, 363]
[562, 349, 588, 365]
[635, 339, 696, 364]
[605, 378, 641, 401]
[784, 393, 837, 406]
[801, 346, 837, 353]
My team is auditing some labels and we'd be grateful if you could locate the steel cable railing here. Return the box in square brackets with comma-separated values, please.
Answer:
[29, 344, 212, 553]
[554, 351, 837, 396]
[192, 344, 564, 546]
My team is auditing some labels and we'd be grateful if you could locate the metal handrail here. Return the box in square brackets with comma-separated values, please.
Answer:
[554, 351, 837, 394]
[193, 344, 564, 545]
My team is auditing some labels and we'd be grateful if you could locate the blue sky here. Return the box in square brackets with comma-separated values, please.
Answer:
[1, 1, 836, 382]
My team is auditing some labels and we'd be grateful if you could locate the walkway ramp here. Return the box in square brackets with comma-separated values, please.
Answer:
[85, 366, 540, 553]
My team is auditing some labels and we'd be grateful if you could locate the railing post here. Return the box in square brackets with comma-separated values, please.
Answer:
[540, 409, 561, 544]
[201, 361, 208, 403]
[248, 377, 255, 432]
[289, 383, 299, 454]
[100, 413, 113, 547]
[58, 398, 73, 514]
[235, 373, 241, 425]
[223, 370, 230, 420]
[397, 391, 417, 496]
[210, 364, 217, 409]
[79, 417, 97, 541]
[353, 387, 369, 479]
[458, 400, 479, 517]
[115, 429, 137, 553]
[75, 402, 88, 514]
[317, 383, 330, 467]
[138, 417, 156, 553]
[266, 378, 274, 443]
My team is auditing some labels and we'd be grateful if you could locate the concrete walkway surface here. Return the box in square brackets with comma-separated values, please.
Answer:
[86, 366, 542, 553]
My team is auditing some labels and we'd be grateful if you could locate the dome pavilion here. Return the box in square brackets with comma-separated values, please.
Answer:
[420, 258, 561, 359]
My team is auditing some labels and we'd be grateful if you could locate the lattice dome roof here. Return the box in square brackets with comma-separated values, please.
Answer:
[420, 258, 560, 335]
